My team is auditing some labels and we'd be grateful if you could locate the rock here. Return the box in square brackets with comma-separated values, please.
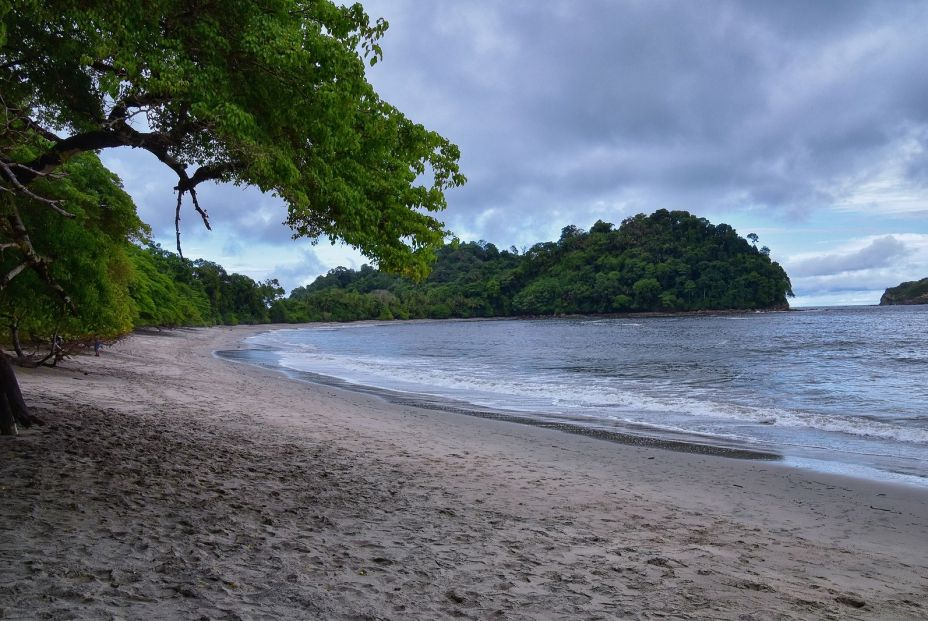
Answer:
[880, 277, 928, 305]
[835, 594, 866, 609]
[732, 579, 775, 592]
[446, 590, 466, 604]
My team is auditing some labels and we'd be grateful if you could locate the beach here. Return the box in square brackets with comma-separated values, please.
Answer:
[1, 326, 926, 620]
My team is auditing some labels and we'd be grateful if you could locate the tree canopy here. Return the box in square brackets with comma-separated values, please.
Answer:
[0, 152, 146, 353]
[1, 0, 464, 279]
[0, 0, 463, 434]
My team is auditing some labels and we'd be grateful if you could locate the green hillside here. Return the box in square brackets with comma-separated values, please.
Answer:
[880, 277, 928, 305]
[272, 209, 793, 322]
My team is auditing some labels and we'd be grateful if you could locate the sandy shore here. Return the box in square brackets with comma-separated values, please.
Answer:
[1, 326, 926, 620]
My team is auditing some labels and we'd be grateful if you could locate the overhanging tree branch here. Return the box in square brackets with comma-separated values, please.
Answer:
[0, 160, 75, 218]
[19, 130, 127, 182]
[1, 261, 29, 287]
[178, 163, 230, 191]
[12, 119, 221, 255]
[174, 188, 184, 258]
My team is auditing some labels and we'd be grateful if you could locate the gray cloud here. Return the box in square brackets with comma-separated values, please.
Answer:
[270, 249, 330, 291]
[785, 233, 928, 304]
[111, 0, 928, 242]
[363, 0, 928, 241]
[196, 185, 296, 247]
[796, 270, 913, 293]
[789, 236, 912, 277]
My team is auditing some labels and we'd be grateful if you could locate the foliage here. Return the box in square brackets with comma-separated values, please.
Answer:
[879, 277, 928, 305]
[1, 0, 463, 284]
[127, 244, 285, 327]
[0, 153, 146, 345]
[130, 245, 284, 326]
[274, 210, 794, 321]
[126, 244, 212, 328]
[0, 149, 283, 349]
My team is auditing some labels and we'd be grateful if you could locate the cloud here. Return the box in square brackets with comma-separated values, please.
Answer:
[258, 243, 369, 293]
[790, 289, 887, 308]
[783, 233, 928, 302]
[270, 249, 328, 291]
[363, 0, 928, 239]
[788, 236, 912, 277]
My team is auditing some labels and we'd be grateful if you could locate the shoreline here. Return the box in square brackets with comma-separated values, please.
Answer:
[230, 321, 928, 489]
[217, 347, 783, 462]
[3, 325, 927, 619]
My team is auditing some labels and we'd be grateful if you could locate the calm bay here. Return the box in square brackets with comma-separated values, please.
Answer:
[226, 305, 928, 487]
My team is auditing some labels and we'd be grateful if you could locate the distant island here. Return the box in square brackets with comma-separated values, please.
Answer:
[880, 277, 928, 305]
[272, 209, 794, 322]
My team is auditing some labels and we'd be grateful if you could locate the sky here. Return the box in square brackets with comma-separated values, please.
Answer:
[102, 0, 928, 307]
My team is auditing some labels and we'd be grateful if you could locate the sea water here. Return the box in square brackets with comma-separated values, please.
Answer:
[233, 306, 928, 487]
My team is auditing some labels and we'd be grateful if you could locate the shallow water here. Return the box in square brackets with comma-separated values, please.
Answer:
[237, 306, 928, 487]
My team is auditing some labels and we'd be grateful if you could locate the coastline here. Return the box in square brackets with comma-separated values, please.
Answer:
[2, 325, 927, 619]
[217, 347, 783, 462]
[229, 314, 928, 487]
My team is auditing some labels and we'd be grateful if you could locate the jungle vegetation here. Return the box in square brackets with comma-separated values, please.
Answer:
[879, 277, 928, 305]
[272, 210, 794, 323]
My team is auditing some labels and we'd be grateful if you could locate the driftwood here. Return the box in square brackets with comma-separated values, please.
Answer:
[7, 337, 104, 368]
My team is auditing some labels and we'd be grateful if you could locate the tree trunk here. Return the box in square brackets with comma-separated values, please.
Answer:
[0, 390, 16, 435]
[10, 322, 24, 359]
[0, 354, 43, 435]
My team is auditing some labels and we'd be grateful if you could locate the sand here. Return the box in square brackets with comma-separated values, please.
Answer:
[1, 325, 926, 620]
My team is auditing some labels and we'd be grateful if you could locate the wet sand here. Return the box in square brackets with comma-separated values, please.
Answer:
[1, 326, 926, 619]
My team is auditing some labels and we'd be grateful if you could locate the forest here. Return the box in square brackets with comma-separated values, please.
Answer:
[879, 276, 928, 305]
[272, 209, 794, 323]
[0, 152, 283, 360]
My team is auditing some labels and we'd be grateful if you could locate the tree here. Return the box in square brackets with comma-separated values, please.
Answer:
[126, 245, 212, 327]
[2, 1, 463, 272]
[0, 152, 146, 433]
[632, 277, 661, 309]
[0, 153, 144, 342]
[0, 1, 464, 433]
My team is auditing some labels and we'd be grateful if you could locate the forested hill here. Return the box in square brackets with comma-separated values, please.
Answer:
[271, 210, 794, 323]
[880, 277, 928, 305]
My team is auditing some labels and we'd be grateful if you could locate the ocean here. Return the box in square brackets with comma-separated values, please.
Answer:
[221, 306, 928, 487]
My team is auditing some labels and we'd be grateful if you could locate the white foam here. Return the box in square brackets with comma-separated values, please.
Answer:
[273, 348, 928, 447]
[783, 457, 928, 488]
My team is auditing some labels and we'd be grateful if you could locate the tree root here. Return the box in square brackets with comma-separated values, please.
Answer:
[0, 353, 45, 435]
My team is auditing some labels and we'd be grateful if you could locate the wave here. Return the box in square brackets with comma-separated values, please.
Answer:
[268, 346, 928, 447]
